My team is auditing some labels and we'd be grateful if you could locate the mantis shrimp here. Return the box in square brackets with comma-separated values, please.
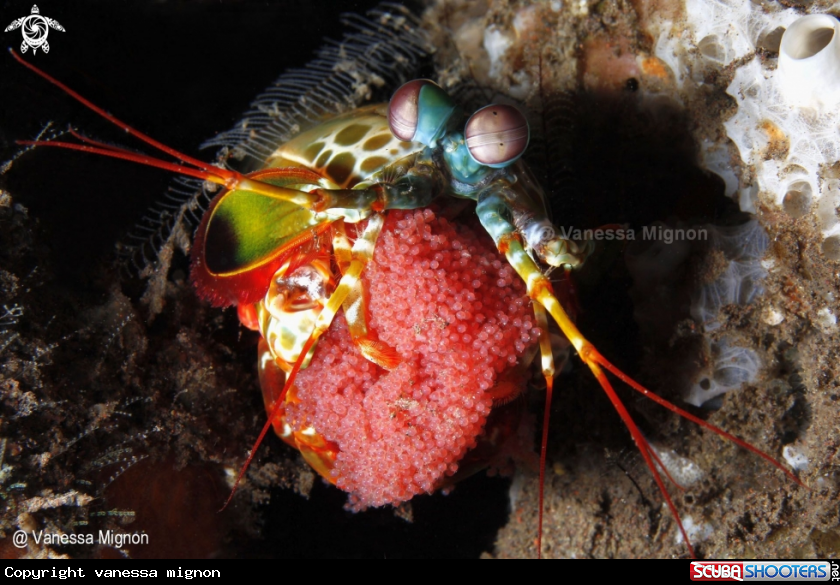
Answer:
[8, 12, 803, 557]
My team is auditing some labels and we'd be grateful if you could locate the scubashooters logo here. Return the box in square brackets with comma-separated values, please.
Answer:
[690, 561, 834, 582]
[5, 5, 65, 54]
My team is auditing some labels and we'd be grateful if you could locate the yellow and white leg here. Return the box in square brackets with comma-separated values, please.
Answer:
[332, 217, 400, 370]
[496, 230, 802, 558]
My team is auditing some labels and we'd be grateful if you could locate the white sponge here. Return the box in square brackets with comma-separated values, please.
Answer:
[691, 221, 768, 331]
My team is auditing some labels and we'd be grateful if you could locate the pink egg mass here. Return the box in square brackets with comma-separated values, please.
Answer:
[286, 208, 539, 508]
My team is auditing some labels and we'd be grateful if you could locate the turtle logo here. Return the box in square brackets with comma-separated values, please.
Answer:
[5, 5, 65, 55]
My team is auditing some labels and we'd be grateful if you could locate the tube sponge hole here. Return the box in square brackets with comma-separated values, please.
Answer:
[757, 26, 785, 53]
[698, 35, 728, 64]
[782, 18, 834, 59]
[686, 338, 761, 408]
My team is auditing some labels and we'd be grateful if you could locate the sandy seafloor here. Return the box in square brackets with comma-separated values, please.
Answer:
[0, 0, 838, 559]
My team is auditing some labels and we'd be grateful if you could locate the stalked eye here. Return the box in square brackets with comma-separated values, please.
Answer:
[388, 79, 456, 145]
[465, 104, 529, 168]
[388, 80, 425, 141]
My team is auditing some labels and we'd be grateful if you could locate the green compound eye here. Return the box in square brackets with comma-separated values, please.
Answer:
[387, 79, 456, 145]
[465, 104, 529, 168]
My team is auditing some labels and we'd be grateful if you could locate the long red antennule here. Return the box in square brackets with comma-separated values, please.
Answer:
[9, 48, 238, 184]
[15, 139, 234, 186]
[11, 48, 325, 209]
[68, 128, 139, 153]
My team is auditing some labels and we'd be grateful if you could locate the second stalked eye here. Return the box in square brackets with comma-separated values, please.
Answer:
[464, 104, 529, 167]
